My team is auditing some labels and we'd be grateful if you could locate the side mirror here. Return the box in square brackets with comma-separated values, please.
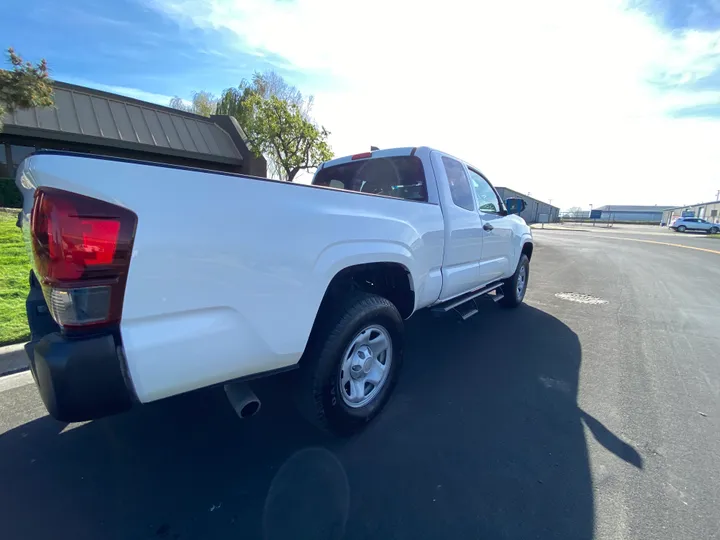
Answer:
[505, 197, 526, 215]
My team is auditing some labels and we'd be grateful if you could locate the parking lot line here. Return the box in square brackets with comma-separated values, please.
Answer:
[584, 235, 720, 255]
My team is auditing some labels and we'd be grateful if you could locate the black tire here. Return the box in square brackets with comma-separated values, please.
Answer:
[709, 227, 719, 234]
[677, 225, 687, 232]
[294, 292, 404, 435]
[499, 254, 529, 308]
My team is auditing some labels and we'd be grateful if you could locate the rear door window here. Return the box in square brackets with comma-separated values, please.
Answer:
[312, 156, 427, 202]
[442, 156, 474, 211]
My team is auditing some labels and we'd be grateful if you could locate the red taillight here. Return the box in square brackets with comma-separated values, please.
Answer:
[351, 152, 373, 160]
[30, 188, 137, 329]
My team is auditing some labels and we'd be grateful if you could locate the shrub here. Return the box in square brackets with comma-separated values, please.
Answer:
[0, 178, 22, 208]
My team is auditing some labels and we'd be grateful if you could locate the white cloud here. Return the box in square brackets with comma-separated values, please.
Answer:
[150, 0, 720, 208]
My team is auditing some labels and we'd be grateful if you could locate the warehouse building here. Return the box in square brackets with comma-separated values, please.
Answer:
[591, 204, 676, 224]
[661, 200, 720, 226]
[1, 80, 266, 207]
[495, 187, 559, 224]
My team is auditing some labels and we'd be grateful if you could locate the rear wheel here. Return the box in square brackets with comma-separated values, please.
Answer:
[677, 225, 687, 232]
[709, 227, 719, 234]
[294, 292, 404, 435]
[499, 254, 529, 308]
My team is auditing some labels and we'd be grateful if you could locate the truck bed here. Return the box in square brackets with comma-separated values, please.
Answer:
[17, 152, 445, 403]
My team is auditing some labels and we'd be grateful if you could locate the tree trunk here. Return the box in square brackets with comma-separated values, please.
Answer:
[287, 168, 300, 182]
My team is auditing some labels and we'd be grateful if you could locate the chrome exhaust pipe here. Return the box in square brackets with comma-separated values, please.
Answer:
[224, 381, 261, 419]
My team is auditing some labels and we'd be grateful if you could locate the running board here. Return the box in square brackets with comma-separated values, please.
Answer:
[432, 281, 504, 313]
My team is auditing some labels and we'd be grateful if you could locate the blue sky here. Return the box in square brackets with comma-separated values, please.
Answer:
[637, 0, 720, 118]
[3, 0, 323, 102]
[4, 0, 720, 207]
[639, 0, 720, 31]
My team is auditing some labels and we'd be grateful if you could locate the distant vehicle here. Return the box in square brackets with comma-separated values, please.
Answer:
[669, 217, 719, 234]
[16, 147, 533, 435]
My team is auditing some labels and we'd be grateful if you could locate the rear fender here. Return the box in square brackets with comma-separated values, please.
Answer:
[312, 241, 418, 309]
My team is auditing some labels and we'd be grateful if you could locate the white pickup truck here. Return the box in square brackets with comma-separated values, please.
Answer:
[16, 146, 533, 434]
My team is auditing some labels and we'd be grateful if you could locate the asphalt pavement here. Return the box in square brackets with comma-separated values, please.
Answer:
[1, 229, 718, 540]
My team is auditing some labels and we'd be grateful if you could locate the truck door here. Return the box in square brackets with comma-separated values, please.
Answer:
[466, 168, 514, 282]
[432, 152, 484, 301]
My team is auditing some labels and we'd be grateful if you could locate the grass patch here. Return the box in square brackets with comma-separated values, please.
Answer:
[0, 209, 31, 346]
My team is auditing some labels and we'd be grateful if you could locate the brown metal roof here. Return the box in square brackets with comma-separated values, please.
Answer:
[1, 81, 243, 166]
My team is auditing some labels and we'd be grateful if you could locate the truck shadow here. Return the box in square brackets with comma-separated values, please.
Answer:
[0, 304, 641, 540]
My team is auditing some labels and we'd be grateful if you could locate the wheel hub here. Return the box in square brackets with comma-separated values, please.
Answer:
[517, 264, 527, 298]
[339, 325, 393, 408]
[350, 346, 374, 378]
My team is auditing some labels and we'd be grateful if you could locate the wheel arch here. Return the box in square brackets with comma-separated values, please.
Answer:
[521, 240, 534, 260]
[317, 262, 415, 320]
[300, 260, 414, 367]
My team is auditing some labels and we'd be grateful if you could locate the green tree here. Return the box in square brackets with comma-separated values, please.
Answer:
[0, 48, 53, 131]
[216, 71, 332, 180]
[215, 85, 254, 126]
[243, 94, 332, 181]
[169, 91, 217, 117]
[217, 71, 307, 118]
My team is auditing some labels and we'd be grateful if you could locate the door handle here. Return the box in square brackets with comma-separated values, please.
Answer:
[483, 223, 494, 231]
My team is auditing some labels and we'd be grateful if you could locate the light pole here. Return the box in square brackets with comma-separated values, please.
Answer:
[589, 204, 594, 227]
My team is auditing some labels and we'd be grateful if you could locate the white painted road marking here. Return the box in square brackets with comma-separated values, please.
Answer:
[604, 236, 720, 255]
[537, 230, 720, 255]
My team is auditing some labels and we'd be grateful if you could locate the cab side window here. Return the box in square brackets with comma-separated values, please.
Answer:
[442, 156, 474, 211]
[467, 169, 501, 213]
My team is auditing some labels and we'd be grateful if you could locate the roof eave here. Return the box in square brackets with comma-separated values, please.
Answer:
[2, 124, 243, 167]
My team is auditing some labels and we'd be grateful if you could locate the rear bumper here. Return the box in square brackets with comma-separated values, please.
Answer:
[26, 332, 135, 422]
[25, 269, 135, 422]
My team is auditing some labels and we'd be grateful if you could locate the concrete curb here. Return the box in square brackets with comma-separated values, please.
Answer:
[0, 343, 30, 377]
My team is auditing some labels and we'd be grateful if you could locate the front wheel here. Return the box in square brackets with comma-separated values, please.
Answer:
[294, 292, 404, 435]
[499, 254, 530, 308]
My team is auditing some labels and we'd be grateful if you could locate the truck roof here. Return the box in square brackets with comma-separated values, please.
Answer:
[318, 147, 420, 170]
[316, 147, 493, 186]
